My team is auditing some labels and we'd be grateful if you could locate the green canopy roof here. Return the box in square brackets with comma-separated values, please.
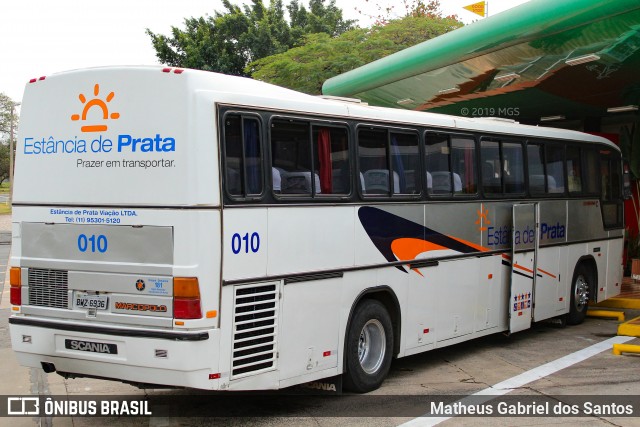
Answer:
[322, 0, 640, 123]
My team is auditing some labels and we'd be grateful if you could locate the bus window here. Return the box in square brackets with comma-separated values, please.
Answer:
[481, 139, 524, 196]
[312, 127, 351, 195]
[567, 147, 582, 194]
[224, 115, 263, 197]
[271, 120, 314, 195]
[451, 137, 476, 195]
[527, 143, 546, 194]
[546, 145, 565, 194]
[503, 142, 524, 194]
[359, 128, 389, 195]
[426, 133, 476, 196]
[481, 140, 501, 195]
[601, 154, 623, 228]
[359, 128, 419, 196]
[583, 149, 600, 195]
[390, 132, 420, 195]
[425, 133, 451, 196]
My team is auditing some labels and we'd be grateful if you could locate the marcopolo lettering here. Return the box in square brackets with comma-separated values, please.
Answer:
[114, 302, 168, 312]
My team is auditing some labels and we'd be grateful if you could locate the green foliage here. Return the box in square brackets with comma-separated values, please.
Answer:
[356, 0, 459, 27]
[146, 0, 355, 77]
[250, 14, 463, 94]
[0, 93, 18, 185]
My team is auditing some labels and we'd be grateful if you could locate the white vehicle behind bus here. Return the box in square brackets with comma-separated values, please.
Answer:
[9, 66, 626, 392]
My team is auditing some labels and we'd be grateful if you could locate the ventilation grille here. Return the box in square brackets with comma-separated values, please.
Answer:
[28, 268, 69, 309]
[231, 283, 278, 379]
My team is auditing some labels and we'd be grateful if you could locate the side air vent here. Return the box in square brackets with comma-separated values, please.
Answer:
[231, 282, 279, 379]
[28, 268, 69, 309]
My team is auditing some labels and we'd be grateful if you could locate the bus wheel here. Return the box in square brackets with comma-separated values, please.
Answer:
[566, 264, 592, 325]
[343, 299, 393, 393]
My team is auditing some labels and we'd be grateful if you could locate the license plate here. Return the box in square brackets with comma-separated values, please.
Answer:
[64, 339, 118, 355]
[74, 294, 108, 310]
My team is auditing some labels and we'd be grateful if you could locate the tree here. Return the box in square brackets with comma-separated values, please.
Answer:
[356, 0, 459, 26]
[146, 0, 355, 77]
[0, 93, 18, 185]
[250, 9, 463, 94]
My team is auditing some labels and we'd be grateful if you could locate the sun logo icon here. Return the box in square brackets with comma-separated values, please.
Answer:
[71, 83, 120, 132]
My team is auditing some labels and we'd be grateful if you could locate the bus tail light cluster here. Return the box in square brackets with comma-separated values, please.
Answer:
[10, 267, 21, 306]
[173, 277, 202, 319]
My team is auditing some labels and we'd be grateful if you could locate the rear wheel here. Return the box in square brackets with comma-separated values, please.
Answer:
[567, 264, 592, 325]
[343, 299, 393, 393]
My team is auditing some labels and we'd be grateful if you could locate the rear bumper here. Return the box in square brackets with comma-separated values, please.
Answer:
[9, 317, 221, 390]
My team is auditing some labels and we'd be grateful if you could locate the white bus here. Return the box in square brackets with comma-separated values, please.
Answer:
[9, 66, 626, 393]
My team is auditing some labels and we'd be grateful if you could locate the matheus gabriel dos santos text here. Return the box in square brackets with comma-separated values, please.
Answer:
[430, 400, 634, 416]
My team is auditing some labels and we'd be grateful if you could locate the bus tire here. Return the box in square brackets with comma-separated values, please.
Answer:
[343, 299, 393, 393]
[566, 263, 592, 325]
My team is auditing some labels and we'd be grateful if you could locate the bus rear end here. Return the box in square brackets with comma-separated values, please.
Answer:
[9, 67, 223, 389]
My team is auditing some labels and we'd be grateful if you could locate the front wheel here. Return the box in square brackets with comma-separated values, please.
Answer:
[343, 299, 393, 393]
[567, 264, 593, 325]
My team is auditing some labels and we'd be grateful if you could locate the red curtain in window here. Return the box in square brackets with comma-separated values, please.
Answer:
[317, 128, 332, 193]
[465, 145, 474, 192]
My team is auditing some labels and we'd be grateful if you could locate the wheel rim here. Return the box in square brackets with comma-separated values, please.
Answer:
[358, 319, 386, 374]
[574, 274, 589, 311]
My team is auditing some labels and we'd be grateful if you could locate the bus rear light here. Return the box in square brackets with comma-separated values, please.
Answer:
[174, 69, 184, 74]
[10, 287, 21, 306]
[209, 373, 221, 380]
[174, 278, 200, 298]
[10, 267, 21, 286]
[173, 277, 202, 319]
[174, 299, 202, 319]
[10, 267, 21, 306]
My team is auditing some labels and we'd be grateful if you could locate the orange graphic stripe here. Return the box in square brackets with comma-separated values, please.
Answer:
[391, 238, 450, 276]
[391, 238, 448, 261]
[537, 268, 557, 279]
[503, 253, 557, 278]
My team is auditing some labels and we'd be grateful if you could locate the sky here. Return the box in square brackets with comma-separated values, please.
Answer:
[0, 0, 530, 104]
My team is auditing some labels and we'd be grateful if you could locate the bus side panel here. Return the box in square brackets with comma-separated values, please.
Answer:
[475, 253, 505, 332]
[267, 206, 356, 276]
[533, 247, 561, 321]
[405, 262, 437, 353]
[606, 236, 624, 299]
[222, 208, 268, 281]
[278, 277, 340, 382]
[589, 241, 608, 303]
